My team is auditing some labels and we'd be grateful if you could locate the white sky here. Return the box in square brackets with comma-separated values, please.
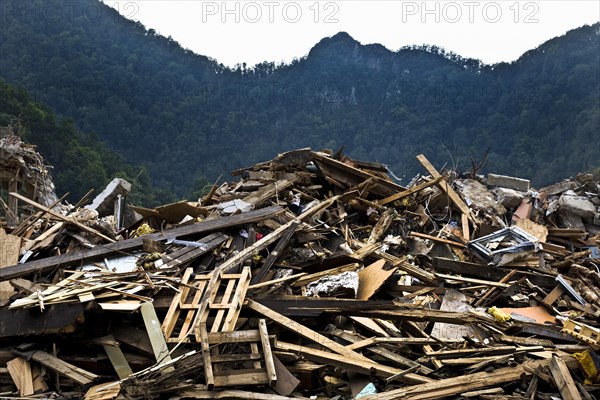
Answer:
[104, 0, 600, 67]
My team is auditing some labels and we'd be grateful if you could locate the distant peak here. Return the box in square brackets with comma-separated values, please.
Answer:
[329, 32, 357, 43]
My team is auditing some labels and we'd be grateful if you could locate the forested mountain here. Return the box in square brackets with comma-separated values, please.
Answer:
[0, 81, 162, 204]
[0, 0, 598, 202]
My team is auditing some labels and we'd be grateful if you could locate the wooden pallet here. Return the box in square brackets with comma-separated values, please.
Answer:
[161, 266, 251, 343]
[562, 319, 600, 349]
[200, 319, 276, 390]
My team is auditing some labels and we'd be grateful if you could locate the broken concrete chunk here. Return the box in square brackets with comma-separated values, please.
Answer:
[456, 179, 507, 215]
[540, 180, 579, 197]
[492, 188, 524, 209]
[306, 271, 358, 298]
[86, 178, 132, 217]
[558, 191, 596, 218]
[487, 173, 530, 192]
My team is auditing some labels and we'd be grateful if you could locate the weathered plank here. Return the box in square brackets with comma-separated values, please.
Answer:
[0, 206, 283, 281]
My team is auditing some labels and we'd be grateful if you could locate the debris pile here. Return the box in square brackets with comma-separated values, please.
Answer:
[0, 147, 599, 400]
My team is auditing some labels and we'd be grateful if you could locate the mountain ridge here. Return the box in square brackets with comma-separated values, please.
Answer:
[0, 0, 598, 200]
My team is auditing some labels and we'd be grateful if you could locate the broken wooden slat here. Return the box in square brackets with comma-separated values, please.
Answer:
[10, 192, 115, 243]
[140, 302, 172, 367]
[251, 221, 300, 285]
[101, 334, 133, 379]
[7, 357, 34, 396]
[357, 259, 396, 300]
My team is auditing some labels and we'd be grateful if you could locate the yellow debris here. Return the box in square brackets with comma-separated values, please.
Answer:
[573, 350, 599, 384]
[487, 306, 511, 322]
[133, 223, 154, 237]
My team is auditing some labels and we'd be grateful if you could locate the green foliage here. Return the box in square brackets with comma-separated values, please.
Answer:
[0, 80, 166, 205]
[0, 0, 598, 193]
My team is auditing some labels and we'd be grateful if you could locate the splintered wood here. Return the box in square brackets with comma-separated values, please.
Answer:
[0, 148, 598, 400]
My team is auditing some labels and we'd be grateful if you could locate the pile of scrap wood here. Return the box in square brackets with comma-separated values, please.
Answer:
[0, 148, 599, 400]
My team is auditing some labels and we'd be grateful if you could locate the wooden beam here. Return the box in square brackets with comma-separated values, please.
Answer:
[0, 303, 85, 338]
[0, 206, 283, 282]
[549, 356, 583, 400]
[30, 351, 98, 385]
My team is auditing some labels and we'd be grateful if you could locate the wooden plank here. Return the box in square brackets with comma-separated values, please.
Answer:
[160, 233, 229, 269]
[251, 221, 300, 284]
[275, 341, 406, 379]
[549, 356, 583, 400]
[7, 357, 34, 396]
[222, 267, 251, 331]
[199, 323, 214, 390]
[243, 179, 295, 206]
[0, 206, 284, 282]
[543, 285, 565, 306]
[461, 213, 470, 241]
[416, 154, 473, 222]
[258, 319, 277, 386]
[331, 328, 434, 377]
[433, 257, 508, 281]
[101, 334, 133, 379]
[361, 360, 545, 400]
[84, 382, 121, 400]
[213, 370, 270, 387]
[161, 268, 195, 339]
[312, 153, 407, 197]
[31, 351, 98, 385]
[177, 387, 294, 399]
[292, 263, 361, 287]
[140, 302, 173, 367]
[434, 273, 510, 288]
[367, 208, 395, 244]
[246, 299, 376, 365]
[377, 177, 443, 206]
[0, 229, 20, 301]
[409, 231, 466, 248]
[248, 272, 306, 290]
